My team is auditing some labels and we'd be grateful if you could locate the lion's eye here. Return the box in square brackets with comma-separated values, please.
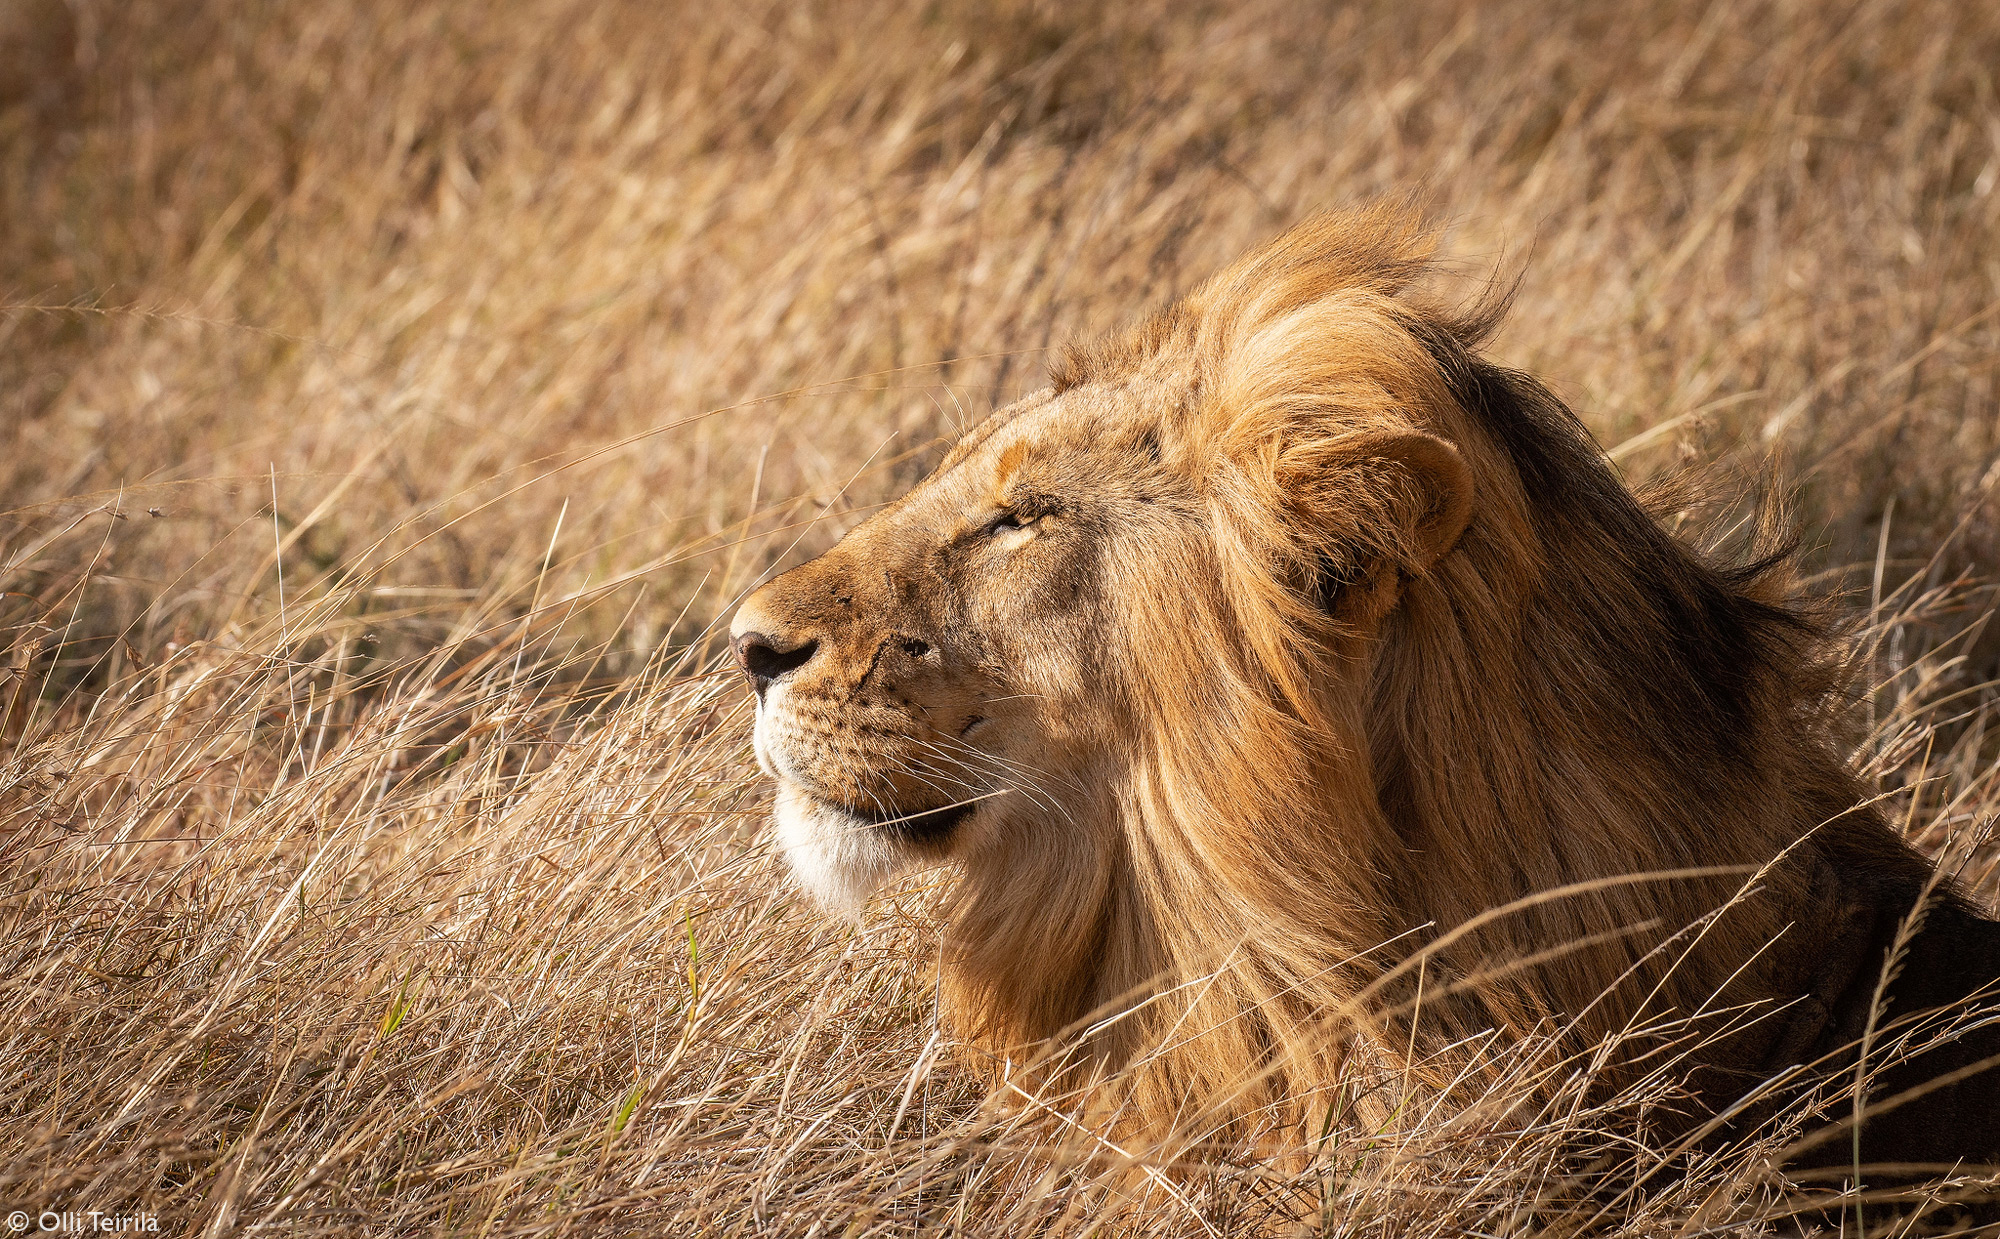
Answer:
[990, 511, 1040, 534]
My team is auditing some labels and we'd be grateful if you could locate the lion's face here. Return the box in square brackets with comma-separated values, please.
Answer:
[730, 379, 1193, 912]
[722, 210, 1910, 1148]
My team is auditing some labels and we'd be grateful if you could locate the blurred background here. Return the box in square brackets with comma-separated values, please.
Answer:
[4, 0, 1998, 693]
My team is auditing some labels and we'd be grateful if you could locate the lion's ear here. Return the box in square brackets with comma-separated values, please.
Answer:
[1373, 430, 1473, 571]
[1316, 430, 1473, 627]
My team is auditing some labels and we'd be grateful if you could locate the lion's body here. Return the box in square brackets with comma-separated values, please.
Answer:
[731, 207, 2000, 1170]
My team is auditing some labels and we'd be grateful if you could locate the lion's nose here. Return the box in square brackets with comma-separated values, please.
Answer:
[733, 631, 820, 691]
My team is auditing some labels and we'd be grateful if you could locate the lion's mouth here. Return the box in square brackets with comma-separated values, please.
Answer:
[819, 795, 978, 842]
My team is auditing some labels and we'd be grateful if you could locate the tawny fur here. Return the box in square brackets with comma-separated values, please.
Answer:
[731, 205, 2000, 1167]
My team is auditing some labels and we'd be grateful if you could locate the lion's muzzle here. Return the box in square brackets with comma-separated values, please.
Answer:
[731, 550, 1005, 910]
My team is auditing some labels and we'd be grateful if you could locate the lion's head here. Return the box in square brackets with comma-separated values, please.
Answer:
[730, 206, 1937, 1145]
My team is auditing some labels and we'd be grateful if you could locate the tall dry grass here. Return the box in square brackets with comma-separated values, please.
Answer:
[3, 0, 1999, 1232]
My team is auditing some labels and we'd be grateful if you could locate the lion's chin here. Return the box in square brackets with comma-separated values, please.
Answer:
[772, 782, 922, 917]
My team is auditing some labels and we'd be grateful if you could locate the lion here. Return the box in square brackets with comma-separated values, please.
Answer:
[729, 205, 2000, 1174]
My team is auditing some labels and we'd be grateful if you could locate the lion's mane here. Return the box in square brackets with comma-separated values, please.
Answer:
[934, 207, 1998, 1159]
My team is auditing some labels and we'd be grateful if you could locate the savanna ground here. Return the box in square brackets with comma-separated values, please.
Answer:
[4, 1, 2000, 1233]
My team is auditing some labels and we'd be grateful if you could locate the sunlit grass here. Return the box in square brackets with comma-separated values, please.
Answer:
[3, 0, 1999, 1232]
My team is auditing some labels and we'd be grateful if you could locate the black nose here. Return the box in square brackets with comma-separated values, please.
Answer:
[733, 631, 819, 689]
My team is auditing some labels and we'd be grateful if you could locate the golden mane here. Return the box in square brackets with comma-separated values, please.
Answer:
[940, 207, 1964, 1148]
[733, 204, 2000, 1168]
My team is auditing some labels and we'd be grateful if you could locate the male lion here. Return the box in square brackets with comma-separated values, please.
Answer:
[729, 207, 2000, 1175]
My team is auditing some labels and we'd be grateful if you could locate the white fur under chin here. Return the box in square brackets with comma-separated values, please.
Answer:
[773, 782, 912, 917]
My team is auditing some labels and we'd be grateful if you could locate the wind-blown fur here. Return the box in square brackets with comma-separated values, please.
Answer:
[732, 206, 2000, 1171]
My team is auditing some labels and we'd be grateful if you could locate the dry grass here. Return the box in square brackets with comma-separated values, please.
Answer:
[3, 0, 2000, 1232]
